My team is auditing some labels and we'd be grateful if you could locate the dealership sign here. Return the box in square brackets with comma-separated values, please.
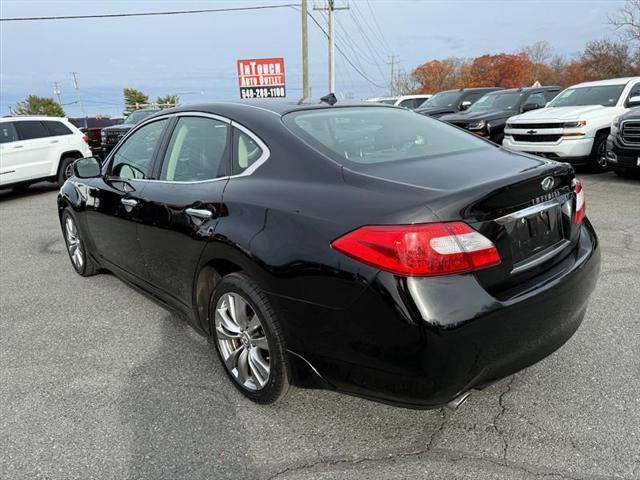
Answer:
[237, 58, 286, 99]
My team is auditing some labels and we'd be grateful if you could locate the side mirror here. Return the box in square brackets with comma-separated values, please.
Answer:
[628, 95, 640, 108]
[73, 156, 102, 179]
[460, 101, 472, 111]
[521, 103, 540, 113]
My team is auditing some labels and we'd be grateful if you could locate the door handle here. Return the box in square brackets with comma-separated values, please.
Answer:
[13, 145, 24, 149]
[185, 208, 213, 220]
[50, 140, 59, 144]
[121, 198, 138, 207]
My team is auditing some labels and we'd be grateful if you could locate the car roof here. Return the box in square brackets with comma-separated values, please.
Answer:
[570, 77, 640, 88]
[436, 87, 502, 94]
[483, 86, 562, 95]
[0, 116, 68, 122]
[165, 100, 396, 118]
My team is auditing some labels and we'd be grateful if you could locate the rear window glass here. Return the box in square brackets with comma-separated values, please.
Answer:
[283, 107, 491, 169]
[44, 121, 72, 136]
[0, 122, 18, 143]
[15, 121, 49, 140]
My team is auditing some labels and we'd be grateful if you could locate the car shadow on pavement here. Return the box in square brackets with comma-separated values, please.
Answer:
[0, 183, 59, 202]
[119, 313, 500, 480]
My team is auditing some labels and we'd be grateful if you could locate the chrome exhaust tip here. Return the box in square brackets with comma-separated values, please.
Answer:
[446, 391, 471, 410]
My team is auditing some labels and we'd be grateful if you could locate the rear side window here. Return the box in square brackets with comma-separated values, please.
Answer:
[232, 128, 263, 175]
[44, 121, 72, 136]
[15, 121, 49, 140]
[284, 107, 491, 169]
[159, 116, 229, 182]
[0, 122, 18, 143]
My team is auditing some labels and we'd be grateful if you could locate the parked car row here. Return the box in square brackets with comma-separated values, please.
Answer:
[393, 77, 640, 173]
[366, 94, 432, 109]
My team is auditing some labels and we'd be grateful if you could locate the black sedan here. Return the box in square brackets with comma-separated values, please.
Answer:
[58, 101, 600, 409]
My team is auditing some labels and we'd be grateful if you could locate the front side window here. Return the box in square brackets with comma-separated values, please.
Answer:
[159, 117, 229, 182]
[110, 120, 166, 180]
[548, 85, 625, 107]
[0, 122, 18, 143]
[44, 121, 72, 136]
[422, 92, 461, 108]
[525, 93, 547, 108]
[15, 121, 49, 140]
[628, 82, 640, 101]
[284, 107, 491, 169]
[232, 129, 263, 175]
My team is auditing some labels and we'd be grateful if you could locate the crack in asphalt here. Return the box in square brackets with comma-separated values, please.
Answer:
[492, 375, 515, 460]
[263, 444, 610, 480]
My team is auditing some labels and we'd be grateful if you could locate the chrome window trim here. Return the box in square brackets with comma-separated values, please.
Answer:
[494, 197, 563, 225]
[105, 110, 271, 185]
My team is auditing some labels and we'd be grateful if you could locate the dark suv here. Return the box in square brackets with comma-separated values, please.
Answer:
[439, 86, 561, 145]
[100, 109, 159, 156]
[415, 87, 502, 118]
[607, 107, 640, 177]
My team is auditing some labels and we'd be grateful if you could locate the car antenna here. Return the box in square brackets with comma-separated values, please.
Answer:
[320, 93, 337, 106]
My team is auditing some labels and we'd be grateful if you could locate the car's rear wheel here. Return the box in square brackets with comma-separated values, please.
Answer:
[210, 272, 291, 404]
[58, 157, 77, 186]
[62, 209, 98, 276]
[590, 133, 609, 172]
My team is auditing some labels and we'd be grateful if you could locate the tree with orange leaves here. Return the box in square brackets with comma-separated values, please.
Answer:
[468, 54, 534, 88]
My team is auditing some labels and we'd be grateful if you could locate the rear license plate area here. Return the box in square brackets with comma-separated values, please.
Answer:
[509, 205, 564, 265]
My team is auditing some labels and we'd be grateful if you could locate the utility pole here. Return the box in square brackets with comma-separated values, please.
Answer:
[53, 82, 62, 105]
[314, 1, 349, 94]
[301, 0, 310, 101]
[387, 55, 399, 96]
[71, 72, 87, 128]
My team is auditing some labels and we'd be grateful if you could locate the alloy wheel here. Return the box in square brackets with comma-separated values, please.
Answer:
[215, 292, 270, 391]
[64, 216, 84, 269]
[596, 141, 608, 169]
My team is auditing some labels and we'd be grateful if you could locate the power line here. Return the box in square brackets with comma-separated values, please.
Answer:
[303, 9, 386, 89]
[0, 4, 299, 22]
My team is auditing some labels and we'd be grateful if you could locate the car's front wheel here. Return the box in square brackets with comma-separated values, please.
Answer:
[58, 157, 77, 185]
[590, 133, 609, 172]
[210, 272, 291, 404]
[62, 209, 98, 276]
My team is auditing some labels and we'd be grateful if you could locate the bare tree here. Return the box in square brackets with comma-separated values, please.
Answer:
[609, 0, 640, 43]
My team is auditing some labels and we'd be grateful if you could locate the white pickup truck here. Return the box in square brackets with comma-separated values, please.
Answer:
[504, 77, 640, 170]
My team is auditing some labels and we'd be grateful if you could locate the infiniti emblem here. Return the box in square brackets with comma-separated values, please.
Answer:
[541, 176, 555, 191]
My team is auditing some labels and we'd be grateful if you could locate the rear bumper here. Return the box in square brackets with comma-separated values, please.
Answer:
[276, 220, 600, 408]
[503, 136, 593, 165]
[607, 135, 640, 170]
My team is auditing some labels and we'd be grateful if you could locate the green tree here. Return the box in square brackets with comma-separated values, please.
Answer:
[123, 88, 149, 112]
[14, 95, 65, 116]
[156, 94, 180, 109]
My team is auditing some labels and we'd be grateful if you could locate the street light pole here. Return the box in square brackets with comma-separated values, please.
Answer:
[314, 1, 349, 94]
[301, 0, 310, 101]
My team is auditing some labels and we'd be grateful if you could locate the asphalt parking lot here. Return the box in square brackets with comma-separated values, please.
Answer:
[0, 172, 639, 480]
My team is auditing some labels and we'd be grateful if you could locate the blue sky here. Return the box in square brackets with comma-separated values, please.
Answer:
[0, 0, 627, 118]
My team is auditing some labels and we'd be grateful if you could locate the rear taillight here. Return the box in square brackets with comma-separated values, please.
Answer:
[573, 179, 585, 224]
[331, 222, 500, 276]
[82, 134, 89, 144]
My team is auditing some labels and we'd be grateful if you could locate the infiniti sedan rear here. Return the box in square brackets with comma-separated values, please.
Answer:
[58, 101, 600, 409]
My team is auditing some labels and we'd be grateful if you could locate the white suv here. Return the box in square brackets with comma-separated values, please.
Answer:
[0, 116, 92, 190]
[504, 77, 640, 170]
[367, 95, 432, 109]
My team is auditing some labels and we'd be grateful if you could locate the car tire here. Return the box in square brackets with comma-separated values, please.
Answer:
[491, 133, 505, 145]
[209, 272, 291, 404]
[590, 134, 609, 172]
[61, 208, 99, 277]
[57, 157, 77, 186]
